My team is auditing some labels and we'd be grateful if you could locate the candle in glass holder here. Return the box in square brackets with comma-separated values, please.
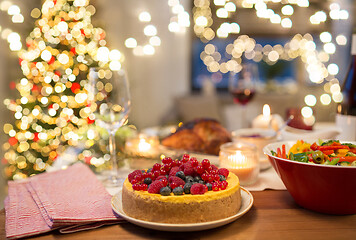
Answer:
[219, 142, 259, 185]
[125, 135, 159, 158]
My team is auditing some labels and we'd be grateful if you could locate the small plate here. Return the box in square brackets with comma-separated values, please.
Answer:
[111, 187, 253, 232]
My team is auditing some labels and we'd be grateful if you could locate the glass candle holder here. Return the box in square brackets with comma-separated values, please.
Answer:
[219, 142, 259, 185]
[125, 134, 159, 158]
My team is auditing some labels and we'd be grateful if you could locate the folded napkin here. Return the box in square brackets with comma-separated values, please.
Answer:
[243, 167, 286, 191]
[5, 163, 123, 239]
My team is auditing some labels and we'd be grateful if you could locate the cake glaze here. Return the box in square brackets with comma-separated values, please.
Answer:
[122, 172, 241, 223]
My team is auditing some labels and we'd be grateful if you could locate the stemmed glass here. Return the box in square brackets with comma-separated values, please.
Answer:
[229, 63, 258, 127]
[88, 67, 131, 187]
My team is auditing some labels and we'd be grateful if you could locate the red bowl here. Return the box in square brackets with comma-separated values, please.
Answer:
[263, 141, 356, 215]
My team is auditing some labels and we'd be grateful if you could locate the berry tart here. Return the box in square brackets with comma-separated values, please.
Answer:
[122, 154, 241, 223]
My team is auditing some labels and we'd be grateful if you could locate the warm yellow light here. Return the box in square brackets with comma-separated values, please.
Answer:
[7, 5, 20, 15]
[143, 45, 155, 55]
[327, 63, 339, 75]
[304, 95, 317, 106]
[144, 25, 157, 36]
[320, 94, 331, 105]
[320, 32, 332, 43]
[281, 5, 293, 15]
[125, 38, 137, 48]
[281, 18, 292, 28]
[149, 36, 161, 46]
[195, 16, 208, 27]
[336, 35, 347, 45]
[301, 106, 313, 118]
[139, 11, 151, 22]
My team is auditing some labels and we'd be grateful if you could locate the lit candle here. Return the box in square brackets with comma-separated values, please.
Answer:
[219, 142, 259, 185]
[125, 135, 159, 158]
[252, 104, 272, 129]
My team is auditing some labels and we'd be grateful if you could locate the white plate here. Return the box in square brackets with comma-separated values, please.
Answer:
[111, 187, 253, 232]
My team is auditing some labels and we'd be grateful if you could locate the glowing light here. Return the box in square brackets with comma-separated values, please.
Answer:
[336, 35, 347, 45]
[139, 12, 151, 22]
[332, 92, 343, 103]
[168, 22, 179, 32]
[304, 116, 315, 126]
[125, 38, 137, 48]
[58, 54, 69, 64]
[281, 5, 293, 15]
[12, 14, 24, 23]
[144, 25, 157, 36]
[143, 45, 155, 55]
[57, 22, 68, 32]
[149, 36, 161, 46]
[320, 94, 331, 105]
[324, 43, 336, 54]
[301, 106, 313, 118]
[96, 47, 110, 62]
[268, 50, 279, 62]
[216, 8, 228, 18]
[270, 14, 281, 24]
[327, 63, 339, 75]
[7, 32, 20, 42]
[109, 61, 121, 71]
[304, 95, 317, 106]
[214, 0, 226, 6]
[196, 16, 208, 27]
[7, 5, 20, 15]
[230, 23, 240, 33]
[320, 32, 332, 43]
[109, 49, 122, 61]
[281, 18, 292, 28]
[225, 2, 236, 12]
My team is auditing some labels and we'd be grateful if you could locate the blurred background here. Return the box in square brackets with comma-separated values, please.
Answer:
[0, 0, 355, 207]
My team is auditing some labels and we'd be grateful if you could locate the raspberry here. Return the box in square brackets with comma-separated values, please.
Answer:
[148, 180, 165, 194]
[168, 176, 185, 187]
[156, 175, 167, 181]
[183, 162, 194, 176]
[160, 169, 167, 175]
[128, 170, 143, 183]
[218, 168, 229, 178]
[160, 178, 168, 187]
[169, 166, 180, 177]
[190, 183, 207, 195]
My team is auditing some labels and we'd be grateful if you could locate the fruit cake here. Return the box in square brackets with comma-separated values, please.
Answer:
[121, 155, 241, 223]
[161, 118, 232, 155]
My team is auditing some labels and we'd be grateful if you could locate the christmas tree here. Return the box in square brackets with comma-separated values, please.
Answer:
[3, 0, 125, 180]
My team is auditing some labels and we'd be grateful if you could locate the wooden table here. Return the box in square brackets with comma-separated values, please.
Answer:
[1, 190, 355, 239]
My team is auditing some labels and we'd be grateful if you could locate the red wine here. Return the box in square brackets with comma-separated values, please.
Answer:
[336, 33, 356, 140]
[230, 89, 255, 105]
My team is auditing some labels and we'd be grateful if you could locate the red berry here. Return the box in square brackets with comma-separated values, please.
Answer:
[162, 157, 172, 164]
[128, 170, 143, 183]
[183, 162, 194, 176]
[160, 169, 167, 175]
[148, 172, 155, 180]
[212, 182, 220, 191]
[163, 163, 172, 172]
[160, 178, 168, 186]
[205, 165, 212, 173]
[190, 183, 207, 195]
[207, 174, 214, 183]
[148, 180, 165, 194]
[190, 157, 198, 167]
[142, 172, 150, 179]
[170, 182, 178, 189]
[201, 173, 208, 181]
[220, 181, 228, 190]
[211, 165, 218, 171]
[182, 154, 190, 162]
[210, 170, 218, 175]
[169, 166, 180, 177]
[172, 160, 180, 167]
[168, 176, 185, 187]
[196, 165, 204, 175]
[202, 159, 210, 169]
[156, 175, 167, 181]
[214, 174, 220, 182]
[218, 168, 229, 178]
[132, 184, 140, 190]
[133, 174, 143, 182]
[153, 163, 161, 171]
[153, 170, 161, 178]
[140, 184, 148, 191]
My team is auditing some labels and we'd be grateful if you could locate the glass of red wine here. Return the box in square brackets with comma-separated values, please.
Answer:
[229, 63, 258, 127]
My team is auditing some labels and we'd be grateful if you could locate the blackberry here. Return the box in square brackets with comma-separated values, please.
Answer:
[144, 178, 152, 185]
[176, 171, 186, 181]
[183, 183, 193, 194]
[206, 183, 213, 191]
[185, 176, 194, 183]
[219, 175, 226, 181]
[173, 186, 184, 195]
[160, 187, 171, 196]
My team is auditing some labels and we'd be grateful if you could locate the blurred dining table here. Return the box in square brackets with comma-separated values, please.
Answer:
[1, 190, 355, 239]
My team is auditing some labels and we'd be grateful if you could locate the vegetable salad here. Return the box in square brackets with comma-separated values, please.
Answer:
[271, 140, 356, 166]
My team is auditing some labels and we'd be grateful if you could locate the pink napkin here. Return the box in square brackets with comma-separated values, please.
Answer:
[5, 163, 123, 239]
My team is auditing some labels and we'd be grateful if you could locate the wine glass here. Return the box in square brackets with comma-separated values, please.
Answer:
[229, 63, 258, 127]
[88, 67, 131, 187]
